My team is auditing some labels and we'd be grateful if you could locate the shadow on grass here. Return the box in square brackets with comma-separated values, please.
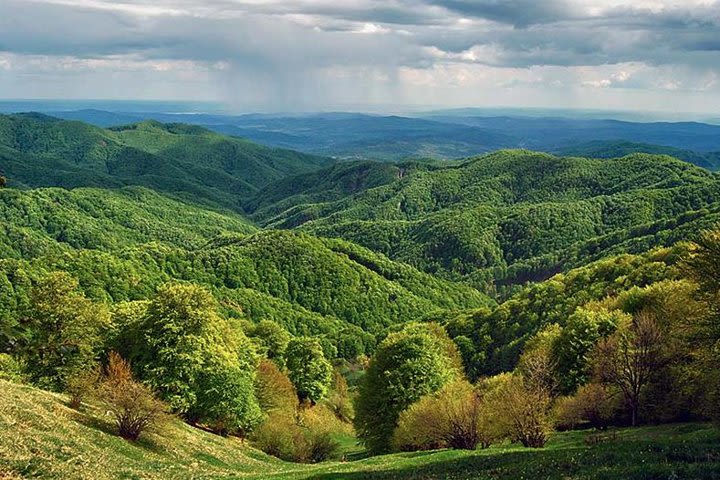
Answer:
[68, 408, 167, 454]
[305, 433, 720, 480]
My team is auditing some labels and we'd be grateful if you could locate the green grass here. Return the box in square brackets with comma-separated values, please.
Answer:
[1, 380, 718, 479]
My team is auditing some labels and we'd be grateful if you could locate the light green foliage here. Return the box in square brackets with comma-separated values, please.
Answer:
[247, 320, 292, 366]
[435, 246, 683, 379]
[354, 322, 462, 453]
[130, 283, 261, 434]
[285, 337, 333, 403]
[552, 308, 627, 393]
[0, 353, 25, 382]
[21, 272, 110, 390]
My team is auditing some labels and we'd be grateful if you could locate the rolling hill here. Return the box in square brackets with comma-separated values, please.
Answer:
[43, 108, 720, 164]
[0, 113, 332, 210]
[559, 140, 720, 170]
[247, 150, 720, 288]
[0, 185, 490, 346]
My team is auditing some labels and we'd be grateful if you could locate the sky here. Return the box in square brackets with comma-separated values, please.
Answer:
[0, 0, 719, 113]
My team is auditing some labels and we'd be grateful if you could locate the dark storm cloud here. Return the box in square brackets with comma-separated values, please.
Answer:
[424, 0, 580, 26]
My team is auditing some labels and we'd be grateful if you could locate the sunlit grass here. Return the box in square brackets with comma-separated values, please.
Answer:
[2, 379, 718, 479]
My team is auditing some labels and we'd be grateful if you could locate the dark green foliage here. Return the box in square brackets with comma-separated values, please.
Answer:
[0, 185, 489, 355]
[285, 337, 333, 403]
[552, 308, 625, 393]
[560, 140, 720, 170]
[354, 323, 462, 454]
[0, 114, 331, 211]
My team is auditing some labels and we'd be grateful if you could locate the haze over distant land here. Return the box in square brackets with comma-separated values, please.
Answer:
[0, 0, 719, 113]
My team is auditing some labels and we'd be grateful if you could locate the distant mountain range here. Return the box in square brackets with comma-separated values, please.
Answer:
[24, 108, 720, 166]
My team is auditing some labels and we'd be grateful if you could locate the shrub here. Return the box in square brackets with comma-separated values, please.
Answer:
[553, 395, 583, 431]
[393, 380, 495, 451]
[326, 369, 354, 423]
[254, 359, 298, 416]
[0, 353, 25, 383]
[66, 365, 101, 409]
[251, 411, 340, 463]
[484, 373, 553, 448]
[305, 430, 339, 463]
[573, 383, 619, 428]
[252, 415, 299, 460]
[97, 352, 167, 441]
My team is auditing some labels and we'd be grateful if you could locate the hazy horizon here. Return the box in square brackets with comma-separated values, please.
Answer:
[0, 99, 718, 124]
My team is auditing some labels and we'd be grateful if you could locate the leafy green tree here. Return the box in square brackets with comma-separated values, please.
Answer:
[22, 272, 110, 390]
[193, 357, 264, 437]
[285, 337, 333, 404]
[248, 320, 292, 366]
[354, 322, 462, 453]
[552, 308, 625, 393]
[133, 283, 261, 434]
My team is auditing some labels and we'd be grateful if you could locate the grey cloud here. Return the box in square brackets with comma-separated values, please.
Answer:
[0, 0, 719, 110]
[424, 0, 580, 26]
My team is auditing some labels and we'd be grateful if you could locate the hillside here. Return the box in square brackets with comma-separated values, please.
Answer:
[0, 186, 256, 259]
[559, 140, 720, 170]
[0, 186, 489, 344]
[2, 380, 718, 480]
[0, 113, 332, 210]
[248, 150, 720, 288]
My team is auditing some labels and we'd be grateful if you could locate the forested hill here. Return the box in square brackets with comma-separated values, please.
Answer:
[0, 185, 490, 352]
[248, 150, 720, 289]
[0, 113, 332, 210]
[559, 140, 720, 170]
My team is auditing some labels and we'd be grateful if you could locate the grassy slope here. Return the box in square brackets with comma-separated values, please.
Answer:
[2, 380, 718, 480]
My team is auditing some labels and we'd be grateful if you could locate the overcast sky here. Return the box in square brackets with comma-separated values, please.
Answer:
[0, 0, 719, 113]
